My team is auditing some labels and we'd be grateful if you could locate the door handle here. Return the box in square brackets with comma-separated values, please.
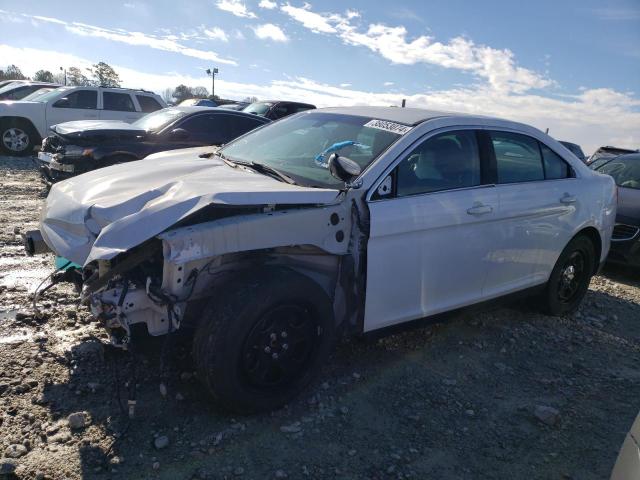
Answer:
[560, 194, 577, 204]
[467, 204, 493, 215]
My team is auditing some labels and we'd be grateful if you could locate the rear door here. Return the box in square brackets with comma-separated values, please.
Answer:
[170, 113, 227, 146]
[99, 91, 141, 122]
[364, 128, 498, 331]
[482, 130, 579, 297]
[220, 114, 267, 143]
[46, 89, 98, 127]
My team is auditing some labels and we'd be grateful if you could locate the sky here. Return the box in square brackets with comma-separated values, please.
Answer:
[0, 0, 639, 153]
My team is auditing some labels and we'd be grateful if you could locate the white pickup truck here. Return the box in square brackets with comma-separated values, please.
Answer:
[0, 86, 166, 155]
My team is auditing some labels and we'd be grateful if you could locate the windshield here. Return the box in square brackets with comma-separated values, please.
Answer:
[243, 102, 273, 116]
[132, 108, 187, 131]
[594, 155, 640, 190]
[0, 82, 23, 95]
[220, 112, 406, 188]
[179, 99, 198, 106]
[30, 87, 71, 103]
[21, 88, 56, 101]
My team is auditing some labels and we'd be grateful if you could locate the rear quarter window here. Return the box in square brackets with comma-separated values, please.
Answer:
[103, 92, 136, 112]
[137, 95, 163, 113]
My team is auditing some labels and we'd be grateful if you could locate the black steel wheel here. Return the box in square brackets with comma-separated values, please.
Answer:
[192, 267, 335, 413]
[542, 235, 596, 315]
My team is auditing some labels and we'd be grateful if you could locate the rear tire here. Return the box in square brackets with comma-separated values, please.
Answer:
[0, 119, 38, 156]
[192, 267, 335, 413]
[541, 235, 595, 316]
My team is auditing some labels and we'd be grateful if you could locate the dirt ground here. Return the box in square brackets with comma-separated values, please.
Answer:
[0, 155, 639, 480]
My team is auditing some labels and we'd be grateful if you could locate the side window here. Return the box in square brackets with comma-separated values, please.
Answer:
[103, 92, 136, 112]
[136, 95, 163, 113]
[540, 143, 571, 179]
[491, 131, 544, 183]
[272, 104, 288, 119]
[223, 115, 265, 141]
[177, 114, 224, 143]
[396, 130, 481, 197]
[53, 90, 97, 109]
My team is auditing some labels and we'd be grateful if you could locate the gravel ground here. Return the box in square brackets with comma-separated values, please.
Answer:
[0, 154, 639, 480]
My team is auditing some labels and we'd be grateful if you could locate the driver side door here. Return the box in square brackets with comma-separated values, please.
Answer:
[364, 129, 498, 332]
[46, 89, 98, 128]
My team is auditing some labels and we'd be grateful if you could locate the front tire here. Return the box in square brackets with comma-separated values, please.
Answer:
[192, 267, 335, 413]
[0, 120, 38, 156]
[542, 235, 596, 316]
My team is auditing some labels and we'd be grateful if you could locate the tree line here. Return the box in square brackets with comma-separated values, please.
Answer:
[2, 63, 260, 105]
[0, 62, 122, 88]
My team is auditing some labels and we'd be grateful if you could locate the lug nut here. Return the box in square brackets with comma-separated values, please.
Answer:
[282, 344, 288, 350]
[281, 331, 288, 338]
[264, 346, 271, 353]
[270, 333, 277, 341]
[272, 353, 279, 360]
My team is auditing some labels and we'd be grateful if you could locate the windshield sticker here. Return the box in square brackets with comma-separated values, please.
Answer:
[364, 119, 413, 135]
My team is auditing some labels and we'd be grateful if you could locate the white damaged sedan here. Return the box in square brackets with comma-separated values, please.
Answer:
[26, 107, 617, 412]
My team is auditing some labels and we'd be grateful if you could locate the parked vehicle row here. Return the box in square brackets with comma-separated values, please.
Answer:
[23, 106, 617, 413]
[589, 153, 640, 268]
[0, 85, 166, 155]
[37, 106, 270, 183]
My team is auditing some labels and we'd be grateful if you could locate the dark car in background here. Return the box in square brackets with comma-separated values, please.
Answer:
[218, 102, 249, 111]
[36, 106, 270, 183]
[0, 81, 61, 101]
[591, 153, 640, 268]
[559, 141, 587, 163]
[587, 145, 638, 165]
[242, 100, 315, 120]
[178, 98, 218, 107]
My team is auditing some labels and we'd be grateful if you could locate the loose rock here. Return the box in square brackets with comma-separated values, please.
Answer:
[5, 443, 28, 458]
[154, 435, 170, 450]
[534, 406, 560, 426]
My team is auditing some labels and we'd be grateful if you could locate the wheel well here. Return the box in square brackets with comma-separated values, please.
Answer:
[574, 226, 602, 273]
[0, 116, 41, 142]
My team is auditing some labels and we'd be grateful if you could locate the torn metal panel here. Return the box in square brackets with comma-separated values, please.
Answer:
[159, 205, 351, 265]
[39, 148, 341, 266]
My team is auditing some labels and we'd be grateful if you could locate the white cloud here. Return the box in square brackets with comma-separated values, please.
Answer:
[1, 11, 237, 65]
[202, 26, 228, 42]
[340, 83, 352, 87]
[280, 3, 339, 33]
[383, 81, 394, 87]
[253, 23, 288, 42]
[215, 0, 256, 19]
[259, 0, 277, 9]
[345, 9, 360, 19]
[2, 43, 638, 155]
[280, 3, 551, 94]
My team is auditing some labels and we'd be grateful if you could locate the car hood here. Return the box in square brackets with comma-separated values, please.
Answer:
[616, 187, 640, 225]
[40, 146, 341, 266]
[0, 100, 45, 112]
[51, 120, 147, 140]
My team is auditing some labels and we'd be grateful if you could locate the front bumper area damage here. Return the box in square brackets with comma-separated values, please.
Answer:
[80, 203, 353, 348]
[89, 284, 184, 347]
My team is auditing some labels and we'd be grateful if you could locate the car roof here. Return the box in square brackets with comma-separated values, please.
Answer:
[166, 106, 271, 120]
[261, 100, 315, 107]
[316, 106, 494, 126]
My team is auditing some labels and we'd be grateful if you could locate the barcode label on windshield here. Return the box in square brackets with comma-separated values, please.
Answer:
[364, 119, 413, 135]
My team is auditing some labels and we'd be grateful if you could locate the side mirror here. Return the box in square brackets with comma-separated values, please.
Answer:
[327, 153, 361, 183]
[53, 97, 70, 108]
[169, 128, 189, 140]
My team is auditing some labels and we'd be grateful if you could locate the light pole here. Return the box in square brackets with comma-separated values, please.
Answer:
[206, 67, 219, 99]
[59, 67, 67, 85]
